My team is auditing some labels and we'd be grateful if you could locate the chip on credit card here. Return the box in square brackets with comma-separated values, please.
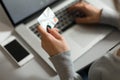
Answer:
[37, 7, 59, 31]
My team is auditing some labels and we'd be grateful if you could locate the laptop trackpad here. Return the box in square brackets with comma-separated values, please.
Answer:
[62, 25, 112, 61]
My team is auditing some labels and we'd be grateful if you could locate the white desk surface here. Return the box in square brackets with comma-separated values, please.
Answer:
[0, 0, 120, 80]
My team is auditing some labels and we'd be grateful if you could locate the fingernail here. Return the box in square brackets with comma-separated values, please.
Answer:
[47, 25, 51, 32]
[47, 25, 51, 29]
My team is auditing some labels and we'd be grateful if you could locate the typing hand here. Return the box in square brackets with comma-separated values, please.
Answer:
[68, 1, 102, 24]
[37, 26, 70, 57]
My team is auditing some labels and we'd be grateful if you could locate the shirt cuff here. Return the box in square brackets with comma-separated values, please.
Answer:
[100, 8, 120, 30]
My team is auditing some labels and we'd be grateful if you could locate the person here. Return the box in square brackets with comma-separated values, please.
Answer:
[37, 1, 120, 80]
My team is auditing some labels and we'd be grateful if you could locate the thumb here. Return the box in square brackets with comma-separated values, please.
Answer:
[48, 28, 62, 40]
[37, 25, 48, 37]
[75, 17, 94, 24]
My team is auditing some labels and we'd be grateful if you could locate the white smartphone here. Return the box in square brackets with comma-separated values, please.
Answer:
[1, 36, 34, 66]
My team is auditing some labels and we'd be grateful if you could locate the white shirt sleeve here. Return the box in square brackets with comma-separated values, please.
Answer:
[100, 8, 120, 30]
[49, 51, 82, 80]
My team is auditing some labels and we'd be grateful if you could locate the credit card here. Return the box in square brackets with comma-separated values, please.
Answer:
[37, 7, 59, 31]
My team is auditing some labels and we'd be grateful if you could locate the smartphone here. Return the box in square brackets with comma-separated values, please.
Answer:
[1, 36, 34, 66]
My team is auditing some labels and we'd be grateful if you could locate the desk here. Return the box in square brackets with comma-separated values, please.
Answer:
[0, 0, 120, 80]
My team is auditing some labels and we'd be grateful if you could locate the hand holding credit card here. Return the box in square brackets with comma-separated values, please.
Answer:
[37, 7, 59, 31]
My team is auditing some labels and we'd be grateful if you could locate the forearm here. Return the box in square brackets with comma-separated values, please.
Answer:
[100, 8, 120, 30]
[49, 51, 82, 80]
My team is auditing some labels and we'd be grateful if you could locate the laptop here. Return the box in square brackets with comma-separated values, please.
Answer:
[0, 0, 113, 71]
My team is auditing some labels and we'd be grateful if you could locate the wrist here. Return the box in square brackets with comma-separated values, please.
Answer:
[50, 50, 70, 57]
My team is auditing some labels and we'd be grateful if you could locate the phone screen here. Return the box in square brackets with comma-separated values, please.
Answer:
[4, 40, 29, 62]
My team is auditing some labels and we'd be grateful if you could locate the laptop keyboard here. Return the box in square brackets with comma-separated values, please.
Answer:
[29, 22, 40, 37]
[29, 1, 84, 37]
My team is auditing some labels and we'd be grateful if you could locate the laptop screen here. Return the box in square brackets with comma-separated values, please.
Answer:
[1, 0, 58, 26]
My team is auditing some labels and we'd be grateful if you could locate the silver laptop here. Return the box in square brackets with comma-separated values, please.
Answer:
[0, 0, 113, 71]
